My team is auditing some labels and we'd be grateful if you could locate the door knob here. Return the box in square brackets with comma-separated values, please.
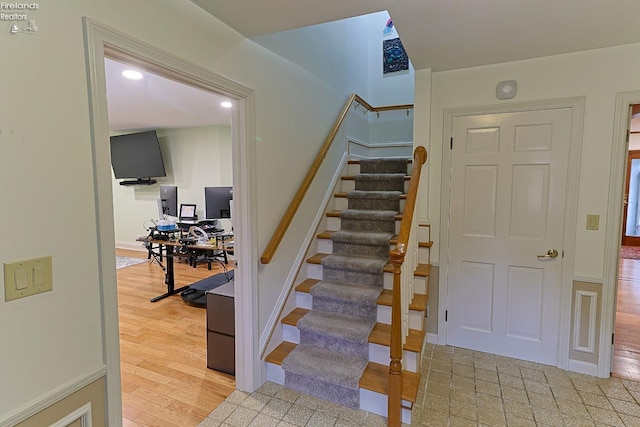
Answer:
[537, 249, 559, 259]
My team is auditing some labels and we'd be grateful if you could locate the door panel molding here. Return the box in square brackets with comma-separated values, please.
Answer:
[439, 97, 585, 371]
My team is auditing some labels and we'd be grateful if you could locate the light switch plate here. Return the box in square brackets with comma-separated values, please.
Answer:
[4, 256, 52, 301]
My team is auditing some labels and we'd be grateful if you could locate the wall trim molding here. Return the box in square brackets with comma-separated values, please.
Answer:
[50, 402, 92, 427]
[573, 290, 598, 354]
[1, 366, 105, 427]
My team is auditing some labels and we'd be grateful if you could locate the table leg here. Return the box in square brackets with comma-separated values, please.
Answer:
[150, 244, 189, 302]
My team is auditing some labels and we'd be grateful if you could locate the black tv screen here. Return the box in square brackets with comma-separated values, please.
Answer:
[110, 130, 166, 180]
[205, 186, 232, 219]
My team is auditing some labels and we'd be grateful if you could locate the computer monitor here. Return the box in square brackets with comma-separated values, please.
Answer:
[159, 185, 178, 217]
[205, 186, 232, 219]
[179, 204, 197, 221]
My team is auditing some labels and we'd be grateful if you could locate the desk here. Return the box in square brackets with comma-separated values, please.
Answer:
[139, 234, 232, 302]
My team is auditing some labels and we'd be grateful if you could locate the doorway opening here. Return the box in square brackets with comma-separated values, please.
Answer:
[613, 104, 640, 381]
[83, 18, 257, 425]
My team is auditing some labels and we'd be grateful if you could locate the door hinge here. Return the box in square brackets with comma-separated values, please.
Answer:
[450, 137, 453, 150]
[612, 333, 615, 345]
[445, 310, 448, 322]
[627, 130, 630, 143]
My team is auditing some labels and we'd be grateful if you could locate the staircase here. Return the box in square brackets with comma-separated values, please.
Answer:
[265, 157, 432, 424]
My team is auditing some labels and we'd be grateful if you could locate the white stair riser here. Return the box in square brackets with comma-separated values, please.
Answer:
[359, 389, 412, 424]
[377, 305, 426, 331]
[327, 217, 341, 231]
[307, 264, 323, 280]
[369, 343, 419, 373]
[317, 239, 333, 254]
[283, 324, 300, 344]
[418, 225, 430, 242]
[334, 197, 348, 211]
[347, 164, 360, 176]
[266, 362, 285, 385]
[296, 291, 313, 310]
[341, 180, 355, 193]
[414, 276, 427, 294]
[418, 246, 430, 264]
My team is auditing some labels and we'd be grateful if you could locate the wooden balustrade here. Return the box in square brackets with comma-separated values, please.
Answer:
[388, 146, 427, 427]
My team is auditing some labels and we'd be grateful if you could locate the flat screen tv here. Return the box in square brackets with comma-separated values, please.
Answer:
[205, 186, 232, 219]
[110, 130, 166, 185]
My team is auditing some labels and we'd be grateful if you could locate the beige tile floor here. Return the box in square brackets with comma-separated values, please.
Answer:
[198, 343, 640, 426]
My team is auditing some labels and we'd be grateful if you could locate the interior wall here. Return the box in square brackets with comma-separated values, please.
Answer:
[425, 42, 640, 280]
[112, 125, 232, 247]
[0, 0, 359, 422]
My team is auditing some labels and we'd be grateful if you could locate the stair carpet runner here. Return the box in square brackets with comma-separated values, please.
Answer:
[281, 158, 409, 409]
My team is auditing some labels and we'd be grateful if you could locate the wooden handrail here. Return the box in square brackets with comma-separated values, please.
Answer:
[260, 94, 414, 264]
[388, 146, 427, 427]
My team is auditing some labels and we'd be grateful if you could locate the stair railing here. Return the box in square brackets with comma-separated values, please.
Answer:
[260, 94, 414, 264]
[388, 146, 427, 427]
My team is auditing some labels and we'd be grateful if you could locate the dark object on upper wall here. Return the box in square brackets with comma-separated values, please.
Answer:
[110, 130, 166, 185]
[383, 37, 409, 74]
[205, 186, 233, 219]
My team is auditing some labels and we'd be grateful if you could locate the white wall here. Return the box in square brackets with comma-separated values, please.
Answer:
[0, 0, 357, 422]
[423, 43, 640, 281]
[112, 126, 232, 247]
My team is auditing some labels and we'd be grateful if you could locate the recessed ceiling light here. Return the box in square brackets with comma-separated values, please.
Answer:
[220, 101, 232, 108]
[122, 70, 143, 80]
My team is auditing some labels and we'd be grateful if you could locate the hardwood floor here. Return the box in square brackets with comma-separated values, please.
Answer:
[116, 248, 235, 427]
[613, 257, 640, 381]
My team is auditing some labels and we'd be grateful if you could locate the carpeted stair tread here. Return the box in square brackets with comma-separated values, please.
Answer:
[280, 156, 419, 411]
[330, 230, 393, 246]
[297, 309, 376, 344]
[347, 190, 403, 200]
[310, 280, 383, 306]
[340, 209, 398, 221]
[282, 344, 368, 389]
[322, 253, 388, 274]
[359, 158, 411, 174]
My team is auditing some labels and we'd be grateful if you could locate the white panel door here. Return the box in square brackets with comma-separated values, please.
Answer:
[447, 108, 571, 365]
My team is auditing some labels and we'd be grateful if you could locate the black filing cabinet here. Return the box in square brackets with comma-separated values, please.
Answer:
[206, 281, 235, 375]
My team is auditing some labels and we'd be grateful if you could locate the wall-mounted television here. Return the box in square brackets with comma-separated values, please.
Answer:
[109, 130, 166, 185]
[205, 186, 232, 219]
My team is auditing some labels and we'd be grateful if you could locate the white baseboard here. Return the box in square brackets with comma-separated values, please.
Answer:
[116, 240, 147, 251]
[427, 333, 438, 344]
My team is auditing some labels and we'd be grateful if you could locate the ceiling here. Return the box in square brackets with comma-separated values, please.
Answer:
[105, 58, 231, 132]
[107, 1, 640, 131]
[192, 0, 640, 72]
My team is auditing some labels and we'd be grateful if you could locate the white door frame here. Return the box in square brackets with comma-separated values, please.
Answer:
[438, 97, 584, 370]
[601, 91, 640, 377]
[83, 18, 259, 425]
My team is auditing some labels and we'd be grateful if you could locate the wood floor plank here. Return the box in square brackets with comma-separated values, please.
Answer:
[116, 248, 235, 426]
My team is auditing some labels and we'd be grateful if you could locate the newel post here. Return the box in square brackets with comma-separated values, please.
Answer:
[388, 245, 405, 427]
